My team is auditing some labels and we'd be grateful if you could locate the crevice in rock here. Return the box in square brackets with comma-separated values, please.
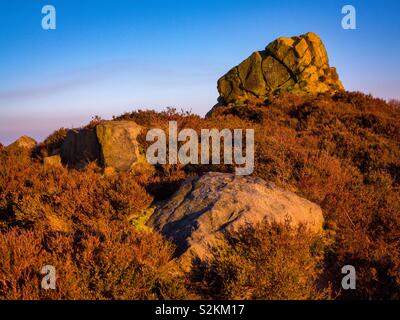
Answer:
[277, 76, 296, 90]
[265, 49, 298, 83]
[300, 35, 323, 67]
[234, 67, 247, 93]
[259, 50, 272, 91]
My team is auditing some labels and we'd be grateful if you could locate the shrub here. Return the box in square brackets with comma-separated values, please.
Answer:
[0, 226, 190, 299]
[0, 148, 190, 300]
[191, 222, 330, 300]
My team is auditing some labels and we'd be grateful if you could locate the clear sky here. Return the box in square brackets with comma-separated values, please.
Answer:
[0, 0, 399, 144]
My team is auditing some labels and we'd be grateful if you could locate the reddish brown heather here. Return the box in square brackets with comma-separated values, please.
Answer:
[0, 91, 399, 299]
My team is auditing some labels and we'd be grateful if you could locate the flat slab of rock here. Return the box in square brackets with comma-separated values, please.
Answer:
[148, 172, 324, 265]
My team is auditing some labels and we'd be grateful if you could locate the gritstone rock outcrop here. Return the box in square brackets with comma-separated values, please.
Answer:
[217, 32, 344, 104]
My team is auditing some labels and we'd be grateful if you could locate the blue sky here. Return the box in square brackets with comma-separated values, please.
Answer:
[0, 0, 399, 144]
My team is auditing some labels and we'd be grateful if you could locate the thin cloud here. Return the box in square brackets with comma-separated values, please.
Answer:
[0, 60, 218, 103]
[0, 62, 128, 102]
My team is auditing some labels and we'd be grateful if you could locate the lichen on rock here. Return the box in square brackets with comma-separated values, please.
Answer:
[217, 32, 344, 104]
[60, 120, 152, 174]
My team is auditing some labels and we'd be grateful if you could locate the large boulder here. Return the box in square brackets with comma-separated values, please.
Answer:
[95, 121, 143, 172]
[217, 32, 344, 104]
[7, 136, 37, 150]
[61, 120, 148, 172]
[148, 172, 324, 266]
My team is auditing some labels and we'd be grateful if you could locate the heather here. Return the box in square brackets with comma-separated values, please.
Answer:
[1, 91, 399, 299]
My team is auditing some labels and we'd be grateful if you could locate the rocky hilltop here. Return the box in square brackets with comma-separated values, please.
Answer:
[217, 32, 344, 104]
[2, 41, 400, 299]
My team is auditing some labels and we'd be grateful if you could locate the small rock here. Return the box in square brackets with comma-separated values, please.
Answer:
[43, 154, 62, 169]
[8, 136, 37, 150]
[103, 166, 116, 176]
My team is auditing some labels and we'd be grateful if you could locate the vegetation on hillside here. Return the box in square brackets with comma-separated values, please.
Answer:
[0, 91, 399, 299]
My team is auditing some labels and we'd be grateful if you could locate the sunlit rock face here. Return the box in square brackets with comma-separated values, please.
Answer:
[217, 32, 344, 104]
